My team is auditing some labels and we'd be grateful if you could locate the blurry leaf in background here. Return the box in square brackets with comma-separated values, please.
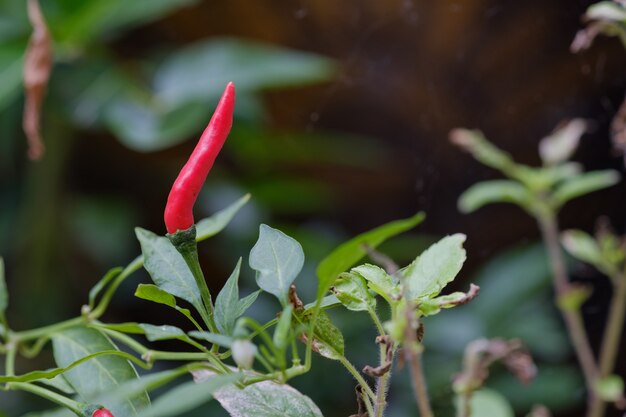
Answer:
[20, 409, 74, 417]
[456, 388, 514, 417]
[538, 119, 586, 166]
[52, 327, 149, 416]
[68, 196, 137, 265]
[458, 180, 532, 213]
[0, 42, 25, 112]
[47, 0, 198, 49]
[152, 38, 336, 106]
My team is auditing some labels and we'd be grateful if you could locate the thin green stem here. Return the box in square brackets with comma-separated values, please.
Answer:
[5, 343, 16, 376]
[90, 255, 143, 318]
[338, 355, 376, 401]
[8, 382, 84, 416]
[94, 327, 149, 355]
[536, 211, 599, 408]
[368, 307, 386, 336]
[588, 268, 626, 417]
[13, 317, 85, 343]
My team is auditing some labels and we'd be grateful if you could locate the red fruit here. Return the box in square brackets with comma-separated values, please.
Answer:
[93, 408, 114, 417]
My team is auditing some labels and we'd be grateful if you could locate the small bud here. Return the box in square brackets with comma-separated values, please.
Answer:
[231, 339, 257, 370]
[93, 408, 114, 417]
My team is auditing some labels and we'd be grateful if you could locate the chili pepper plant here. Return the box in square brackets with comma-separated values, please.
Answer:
[0, 82, 482, 417]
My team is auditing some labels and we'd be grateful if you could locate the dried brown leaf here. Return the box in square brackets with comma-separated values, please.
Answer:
[23, 0, 52, 161]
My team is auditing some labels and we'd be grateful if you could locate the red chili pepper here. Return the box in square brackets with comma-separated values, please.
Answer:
[164, 82, 236, 234]
[92, 408, 114, 417]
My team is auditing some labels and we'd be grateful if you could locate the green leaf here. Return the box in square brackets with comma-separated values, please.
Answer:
[215, 259, 243, 335]
[418, 291, 473, 316]
[458, 180, 532, 213]
[136, 374, 240, 417]
[561, 230, 615, 276]
[351, 264, 399, 303]
[99, 322, 145, 334]
[586, 2, 626, 21]
[299, 311, 344, 360]
[214, 379, 323, 417]
[450, 129, 517, 174]
[89, 267, 122, 308]
[456, 388, 514, 417]
[139, 324, 186, 342]
[105, 99, 211, 152]
[135, 227, 204, 314]
[331, 272, 376, 312]
[595, 375, 624, 402]
[196, 194, 251, 241]
[236, 291, 261, 318]
[402, 234, 467, 301]
[188, 331, 234, 349]
[538, 119, 586, 165]
[36, 374, 76, 395]
[52, 327, 149, 416]
[553, 170, 621, 207]
[249, 224, 305, 305]
[153, 38, 336, 107]
[134, 284, 198, 327]
[317, 212, 425, 299]
[0, 257, 7, 319]
[53, 0, 198, 47]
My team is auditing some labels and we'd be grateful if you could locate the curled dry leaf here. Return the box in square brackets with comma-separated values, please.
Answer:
[23, 0, 52, 161]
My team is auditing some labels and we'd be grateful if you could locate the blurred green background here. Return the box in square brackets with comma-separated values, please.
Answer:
[1, 1, 626, 416]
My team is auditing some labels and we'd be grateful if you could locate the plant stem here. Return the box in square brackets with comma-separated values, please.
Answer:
[168, 227, 217, 333]
[8, 382, 84, 416]
[536, 212, 598, 406]
[13, 317, 85, 342]
[374, 345, 394, 417]
[408, 343, 434, 417]
[338, 355, 376, 401]
[588, 268, 626, 417]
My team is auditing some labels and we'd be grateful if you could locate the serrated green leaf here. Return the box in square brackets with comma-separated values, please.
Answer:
[89, 267, 122, 309]
[402, 234, 467, 301]
[188, 331, 233, 348]
[139, 324, 185, 342]
[538, 119, 586, 165]
[135, 227, 204, 315]
[298, 311, 344, 360]
[214, 378, 323, 417]
[458, 180, 532, 213]
[134, 284, 199, 327]
[249, 225, 304, 305]
[196, 194, 250, 241]
[136, 374, 240, 417]
[153, 38, 336, 106]
[317, 212, 424, 299]
[215, 259, 243, 335]
[331, 272, 376, 312]
[0, 257, 7, 319]
[52, 327, 149, 416]
[455, 388, 514, 417]
[351, 264, 398, 303]
[553, 170, 620, 207]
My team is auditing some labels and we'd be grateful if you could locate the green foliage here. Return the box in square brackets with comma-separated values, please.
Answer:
[138, 324, 186, 342]
[457, 388, 515, 417]
[195, 194, 251, 241]
[458, 180, 532, 213]
[454, 121, 621, 215]
[298, 311, 345, 361]
[594, 375, 625, 402]
[213, 379, 323, 417]
[134, 284, 199, 327]
[332, 272, 376, 312]
[215, 259, 260, 335]
[52, 327, 149, 416]
[316, 212, 425, 299]
[135, 374, 240, 417]
[88, 267, 122, 309]
[135, 228, 204, 315]
[351, 263, 399, 303]
[249, 224, 304, 305]
[401, 234, 467, 301]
